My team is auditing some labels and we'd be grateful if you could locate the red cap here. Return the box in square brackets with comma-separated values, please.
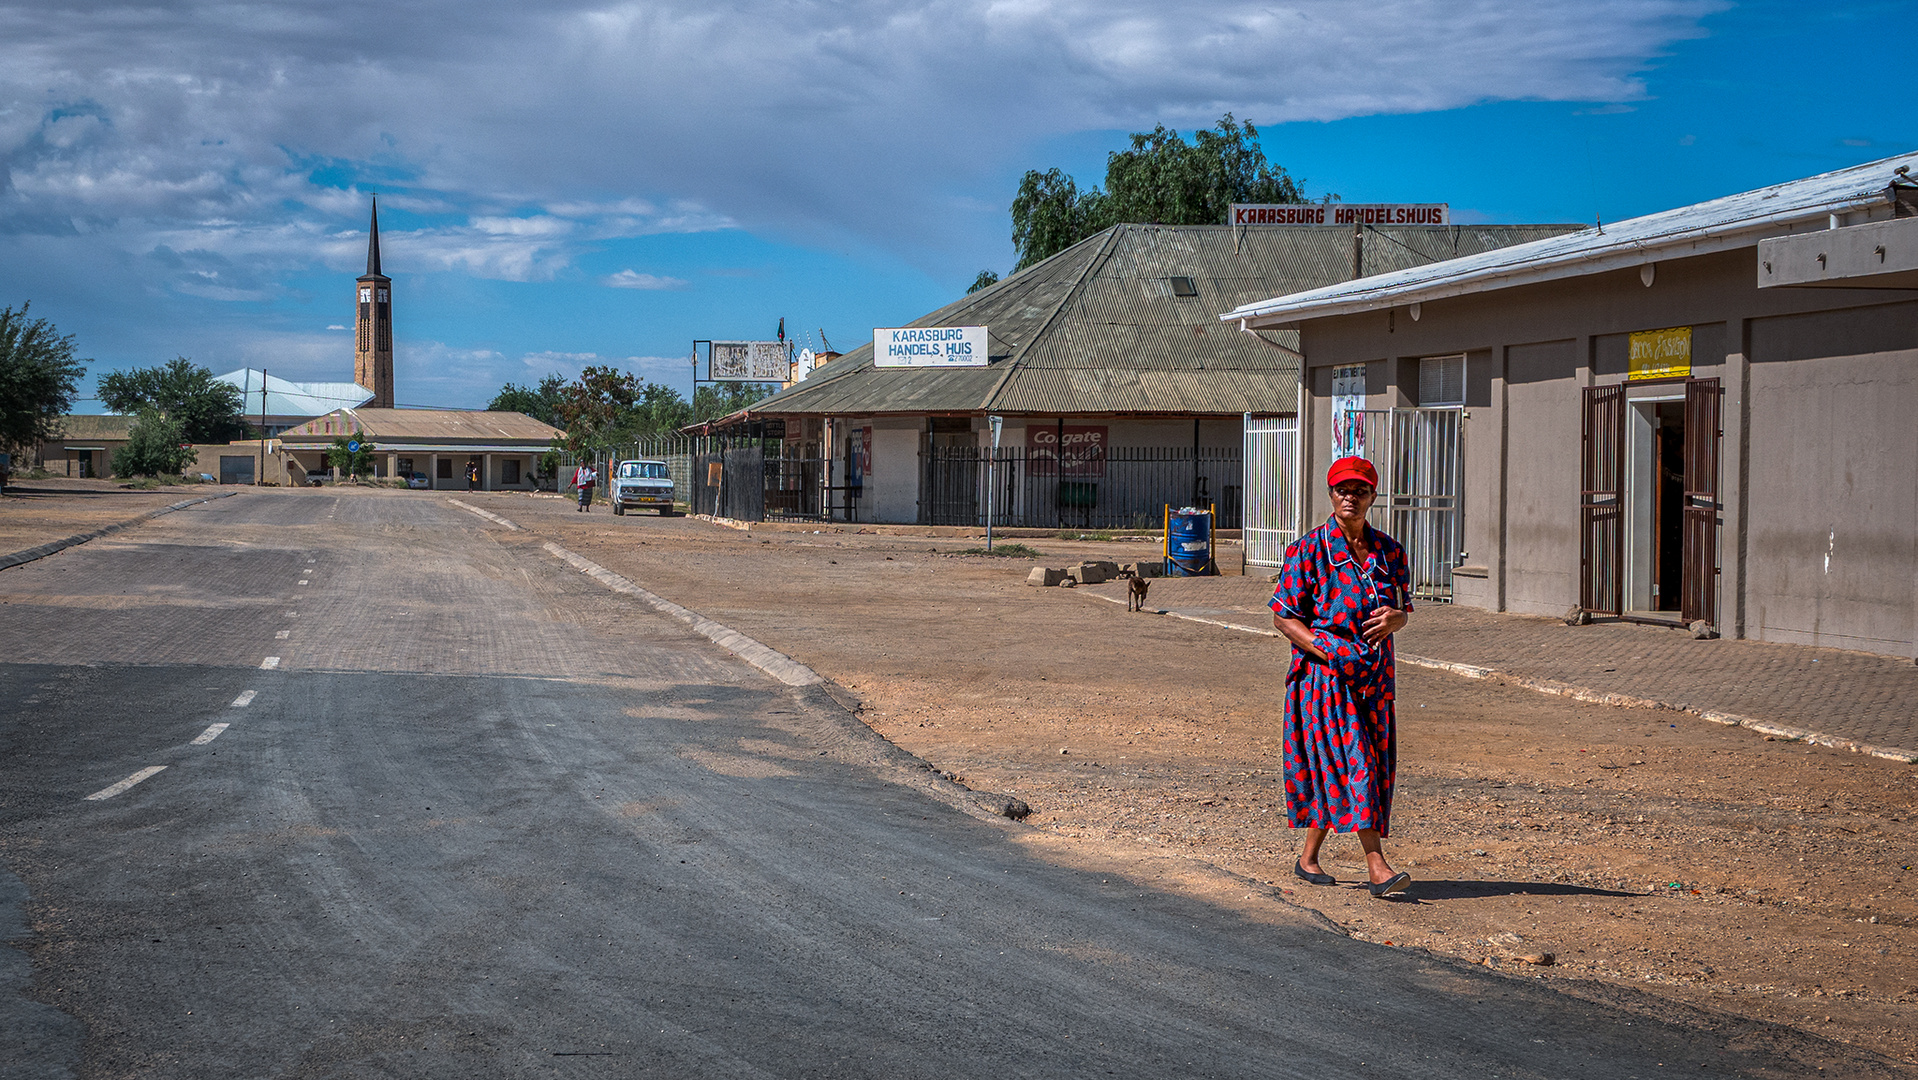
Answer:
[1327, 456, 1378, 489]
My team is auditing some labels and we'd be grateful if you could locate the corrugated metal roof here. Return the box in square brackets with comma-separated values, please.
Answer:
[216, 369, 373, 418]
[753, 221, 1577, 418]
[1224, 152, 1918, 327]
[281, 408, 562, 443]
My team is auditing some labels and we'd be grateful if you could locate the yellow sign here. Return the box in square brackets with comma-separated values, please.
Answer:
[1628, 326, 1691, 380]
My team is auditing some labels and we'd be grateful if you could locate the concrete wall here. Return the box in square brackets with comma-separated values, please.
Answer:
[1292, 245, 1918, 657]
[1744, 302, 1918, 654]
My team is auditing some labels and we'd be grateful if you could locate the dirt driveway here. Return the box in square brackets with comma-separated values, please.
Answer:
[17, 485, 1914, 1069]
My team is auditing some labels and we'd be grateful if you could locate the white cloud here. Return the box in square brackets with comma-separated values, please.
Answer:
[604, 269, 689, 290]
[0, 0, 1722, 269]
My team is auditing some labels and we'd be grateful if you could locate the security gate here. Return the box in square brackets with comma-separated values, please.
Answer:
[1243, 415, 1299, 567]
[1384, 407, 1464, 602]
[1273, 408, 1461, 599]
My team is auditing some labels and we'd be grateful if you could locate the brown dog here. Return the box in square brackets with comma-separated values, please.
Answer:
[1127, 574, 1150, 612]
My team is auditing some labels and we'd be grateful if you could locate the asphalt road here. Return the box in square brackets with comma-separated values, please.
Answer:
[0, 491, 1865, 1078]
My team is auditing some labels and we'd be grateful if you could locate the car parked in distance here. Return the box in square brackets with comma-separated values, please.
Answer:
[405, 472, 431, 489]
[611, 459, 676, 516]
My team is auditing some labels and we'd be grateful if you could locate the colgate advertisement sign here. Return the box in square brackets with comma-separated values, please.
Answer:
[1231, 203, 1449, 226]
[1027, 424, 1106, 477]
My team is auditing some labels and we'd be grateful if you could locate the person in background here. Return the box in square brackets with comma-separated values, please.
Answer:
[575, 461, 596, 512]
[1269, 456, 1414, 898]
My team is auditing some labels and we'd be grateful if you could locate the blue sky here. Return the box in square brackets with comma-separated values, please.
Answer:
[0, 0, 1907, 412]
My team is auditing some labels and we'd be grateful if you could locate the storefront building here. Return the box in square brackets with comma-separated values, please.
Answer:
[1225, 153, 1918, 659]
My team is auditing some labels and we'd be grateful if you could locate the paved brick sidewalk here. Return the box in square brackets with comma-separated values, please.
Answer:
[1082, 575, 1918, 762]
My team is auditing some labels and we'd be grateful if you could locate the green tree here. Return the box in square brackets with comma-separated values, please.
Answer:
[98, 357, 250, 444]
[1008, 114, 1316, 270]
[0, 302, 89, 453]
[966, 270, 1000, 294]
[112, 408, 196, 477]
[693, 382, 776, 424]
[488, 373, 566, 426]
[324, 435, 376, 479]
[554, 365, 642, 453]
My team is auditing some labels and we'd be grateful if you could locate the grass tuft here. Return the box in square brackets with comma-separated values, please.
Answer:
[953, 542, 1044, 558]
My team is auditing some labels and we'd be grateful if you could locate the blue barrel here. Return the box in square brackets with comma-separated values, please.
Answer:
[1165, 508, 1213, 576]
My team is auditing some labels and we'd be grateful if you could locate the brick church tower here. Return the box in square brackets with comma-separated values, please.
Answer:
[354, 199, 394, 408]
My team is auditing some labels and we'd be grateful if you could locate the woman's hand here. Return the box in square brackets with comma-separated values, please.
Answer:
[1274, 613, 1330, 661]
[1361, 606, 1408, 644]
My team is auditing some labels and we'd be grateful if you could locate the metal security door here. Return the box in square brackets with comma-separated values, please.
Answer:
[1384, 407, 1463, 602]
[1242, 415, 1298, 567]
[1581, 384, 1626, 616]
[1681, 377, 1722, 625]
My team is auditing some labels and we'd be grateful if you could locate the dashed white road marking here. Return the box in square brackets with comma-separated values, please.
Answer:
[275, 630, 290, 639]
[298, 580, 309, 586]
[191, 723, 230, 746]
[231, 690, 257, 706]
[85, 766, 166, 801]
[260, 656, 280, 670]
[286, 611, 298, 617]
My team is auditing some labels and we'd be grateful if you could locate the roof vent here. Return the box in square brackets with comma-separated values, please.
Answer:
[1169, 276, 1198, 297]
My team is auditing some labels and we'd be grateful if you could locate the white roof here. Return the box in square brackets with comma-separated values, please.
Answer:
[217, 369, 373, 418]
[1223, 151, 1918, 328]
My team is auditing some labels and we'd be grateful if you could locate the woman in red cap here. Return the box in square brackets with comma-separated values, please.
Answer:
[1269, 455, 1414, 897]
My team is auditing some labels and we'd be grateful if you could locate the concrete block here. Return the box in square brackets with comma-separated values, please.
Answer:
[1084, 560, 1121, 579]
[1127, 561, 1164, 579]
[1069, 564, 1110, 585]
[1026, 566, 1067, 587]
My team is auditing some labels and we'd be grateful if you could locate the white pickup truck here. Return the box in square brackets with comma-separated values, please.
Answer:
[611, 459, 677, 516]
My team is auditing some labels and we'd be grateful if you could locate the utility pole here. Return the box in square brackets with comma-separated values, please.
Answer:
[256, 369, 267, 485]
[986, 415, 1003, 551]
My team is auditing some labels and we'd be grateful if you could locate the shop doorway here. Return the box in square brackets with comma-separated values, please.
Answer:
[1581, 378, 1719, 624]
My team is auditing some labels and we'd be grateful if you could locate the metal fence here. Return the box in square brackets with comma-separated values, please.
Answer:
[564, 437, 1249, 532]
[919, 446, 1241, 530]
[1242, 415, 1299, 567]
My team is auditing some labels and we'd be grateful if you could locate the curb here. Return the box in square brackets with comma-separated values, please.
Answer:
[537, 541, 821, 688]
[0, 490, 238, 572]
[1074, 587, 1918, 766]
[446, 498, 522, 530]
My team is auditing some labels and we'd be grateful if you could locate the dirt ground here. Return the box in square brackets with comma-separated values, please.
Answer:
[502, 496, 1917, 1071]
[9, 485, 1916, 1069]
[0, 477, 213, 553]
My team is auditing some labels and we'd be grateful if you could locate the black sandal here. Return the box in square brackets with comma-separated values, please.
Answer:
[1366, 872, 1411, 898]
[1293, 861, 1336, 886]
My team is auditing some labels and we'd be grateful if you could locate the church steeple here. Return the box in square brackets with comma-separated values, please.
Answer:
[365, 198, 383, 277]
[354, 197, 394, 408]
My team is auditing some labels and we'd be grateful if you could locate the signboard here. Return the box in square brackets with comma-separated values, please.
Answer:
[1232, 203, 1449, 226]
[1027, 424, 1107, 477]
[711, 340, 788, 382]
[1628, 326, 1692, 380]
[873, 326, 988, 368]
[1331, 364, 1368, 458]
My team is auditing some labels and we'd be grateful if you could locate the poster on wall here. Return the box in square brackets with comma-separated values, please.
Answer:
[849, 426, 872, 487]
[1026, 424, 1107, 477]
[1330, 365, 1367, 458]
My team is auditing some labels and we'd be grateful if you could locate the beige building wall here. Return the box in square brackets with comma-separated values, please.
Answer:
[1292, 247, 1918, 657]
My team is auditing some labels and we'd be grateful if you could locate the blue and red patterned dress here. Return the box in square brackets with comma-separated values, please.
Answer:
[1269, 519, 1413, 836]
